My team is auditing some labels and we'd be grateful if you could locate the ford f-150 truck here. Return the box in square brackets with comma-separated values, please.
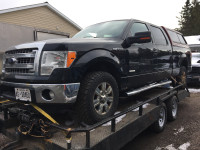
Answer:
[0, 19, 191, 124]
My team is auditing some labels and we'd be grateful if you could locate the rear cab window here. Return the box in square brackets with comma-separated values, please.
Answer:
[166, 29, 187, 45]
[177, 34, 187, 44]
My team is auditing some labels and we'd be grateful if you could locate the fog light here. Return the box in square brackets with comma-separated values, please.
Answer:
[49, 90, 55, 99]
[42, 89, 54, 101]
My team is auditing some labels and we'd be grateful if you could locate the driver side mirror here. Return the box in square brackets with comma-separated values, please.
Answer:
[122, 31, 152, 48]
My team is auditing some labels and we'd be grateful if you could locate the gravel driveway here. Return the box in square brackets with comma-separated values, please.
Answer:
[122, 89, 200, 150]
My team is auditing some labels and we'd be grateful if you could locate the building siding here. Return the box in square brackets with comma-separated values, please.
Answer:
[0, 6, 80, 37]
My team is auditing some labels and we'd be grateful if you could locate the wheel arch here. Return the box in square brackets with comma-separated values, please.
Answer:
[74, 49, 124, 90]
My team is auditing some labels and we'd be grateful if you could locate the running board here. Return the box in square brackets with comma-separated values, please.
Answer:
[126, 81, 172, 96]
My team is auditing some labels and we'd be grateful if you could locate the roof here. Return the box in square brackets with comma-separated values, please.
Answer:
[0, 2, 82, 30]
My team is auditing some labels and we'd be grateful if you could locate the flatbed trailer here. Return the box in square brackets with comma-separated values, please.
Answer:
[0, 84, 189, 150]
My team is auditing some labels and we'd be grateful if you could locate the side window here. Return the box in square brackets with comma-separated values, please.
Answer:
[150, 26, 167, 45]
[167, 30, 180, 43]
[177, 34, 186, 44]
[130, 23, 149, 36]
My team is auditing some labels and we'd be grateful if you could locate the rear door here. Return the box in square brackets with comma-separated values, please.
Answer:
[149, 25, 173, 78]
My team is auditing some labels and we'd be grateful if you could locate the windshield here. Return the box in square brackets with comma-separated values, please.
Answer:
[73, 20, 129, 39]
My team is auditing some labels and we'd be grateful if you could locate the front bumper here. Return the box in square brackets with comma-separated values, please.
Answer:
[0, 81, 80, 104]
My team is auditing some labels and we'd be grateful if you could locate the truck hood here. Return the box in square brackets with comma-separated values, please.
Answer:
[42, 38, 123, 52]
[8, 38, 123, 52]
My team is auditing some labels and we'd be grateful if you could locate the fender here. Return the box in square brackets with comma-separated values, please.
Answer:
[74, 49, 125, 74]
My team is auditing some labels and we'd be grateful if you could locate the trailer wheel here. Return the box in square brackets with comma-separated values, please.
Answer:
[76, 71, 119, 124]
[151, 103, 167, 133]
[165, 96, 178, 121]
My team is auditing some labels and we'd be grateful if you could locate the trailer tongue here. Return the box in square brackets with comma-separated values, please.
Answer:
[0, 84, 189, 150]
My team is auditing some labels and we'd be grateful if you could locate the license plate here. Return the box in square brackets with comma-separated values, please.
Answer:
[15, 88, 31, 102]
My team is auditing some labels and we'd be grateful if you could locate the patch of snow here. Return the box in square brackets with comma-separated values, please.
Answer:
[154, 142, 190, 150]
[189, 88, 200, 93]
[102, 111, 126, 127]
[132, 107, 139, 112]
[90, 129, 95, 132]
[132, 103, 150, 112]
[174, 126, 184, 135]
[155, 144, 176, 150]
[166, 144, 177, 150]
[178, 142, 190, 150]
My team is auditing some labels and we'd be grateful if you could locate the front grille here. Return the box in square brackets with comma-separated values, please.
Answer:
[17, 58, 35, 64]
[3, 48, 38, 75]
[5, 48, 34, 54]
[5, 68, 30, 74]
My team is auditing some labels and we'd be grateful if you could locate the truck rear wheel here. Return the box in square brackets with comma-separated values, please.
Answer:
[76, 71, 119, 124]
[165, 96, 178, 121]
[151, 103, 167, 133]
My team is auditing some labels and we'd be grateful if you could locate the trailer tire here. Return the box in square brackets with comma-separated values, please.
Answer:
[151, 103, 167, 133]
[76, 71, 119, 124]
[165, 96, 178, 121]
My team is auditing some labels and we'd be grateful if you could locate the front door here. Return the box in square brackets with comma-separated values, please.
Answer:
[127, 22, 158, 88]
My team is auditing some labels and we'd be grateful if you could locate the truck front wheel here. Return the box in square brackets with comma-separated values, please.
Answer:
[76, 71, 119, 124]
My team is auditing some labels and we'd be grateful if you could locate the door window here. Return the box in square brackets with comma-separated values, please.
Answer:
[150, 26, 167, 45]
[130, 23, 149, 36]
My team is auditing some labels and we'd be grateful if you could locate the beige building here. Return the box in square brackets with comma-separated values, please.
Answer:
[0, 2, 81, 38]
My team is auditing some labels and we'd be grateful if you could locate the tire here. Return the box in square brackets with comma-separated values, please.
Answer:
[151, 103, 167, 133]
[165, 96, 178, 121]
[177, 66, 187, 88]
[76, 71, 119, 124]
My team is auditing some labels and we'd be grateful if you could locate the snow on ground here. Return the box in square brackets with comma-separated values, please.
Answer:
[102, 103, 150, 126]
[178, 142, 191, 150]
[132, 103, 150, 112]
[174, 126, 184, 135]
[155, 142, 190, 150]
[102, 111, 126, 127]
[189, 88, 200, 93]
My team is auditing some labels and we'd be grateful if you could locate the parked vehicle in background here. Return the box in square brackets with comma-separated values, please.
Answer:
[0, 19, 192, 124]
[185, 36, 200, 84]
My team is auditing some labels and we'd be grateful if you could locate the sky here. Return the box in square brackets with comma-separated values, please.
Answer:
[0, 0, 187, 29]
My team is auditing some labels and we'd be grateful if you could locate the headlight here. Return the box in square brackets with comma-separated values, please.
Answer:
[40, 51, 76, 75]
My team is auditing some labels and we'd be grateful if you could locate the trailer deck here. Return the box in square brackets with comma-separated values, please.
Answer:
[0, 85, 189, 150]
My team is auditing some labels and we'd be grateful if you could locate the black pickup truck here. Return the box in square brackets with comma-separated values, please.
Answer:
[0, 19, 191, 124]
